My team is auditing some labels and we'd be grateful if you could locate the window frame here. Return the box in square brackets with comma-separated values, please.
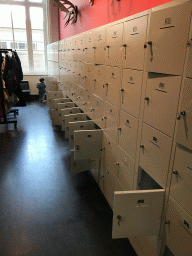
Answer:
[0, 0, 48, 75]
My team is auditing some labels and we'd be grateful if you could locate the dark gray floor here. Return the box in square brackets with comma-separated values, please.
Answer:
[0, 101, 137, 256]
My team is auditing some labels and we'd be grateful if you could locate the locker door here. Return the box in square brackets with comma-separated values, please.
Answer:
[69, 120, 97, 148]
[121, 69, 143, 118]
[61, 107, 82, 131]
[139, 123, 173, 189]
[105, 66, 121, 107]
[118, 110, 139, 161]
[112, 189, 164, 238]
[84, 91, 94, 120]
[74, 130, 103, 160]
[146, 3, 192, 75]
[95, 28, 106, 65]
[94, 65, 106, 99]
[70, 150, 92, 175]
[117, 146, 135, 191]
[170, 146, 192, 216]
[92, 95, 105, 129]
[123, 15, 148, 70]
[85, 31, 95, 63]
[176, 78, 192, 151]
[106, 23, 123, 67]
[79, 62, 85, 88]
[85, 63, 95, 92]
[104, 102, 119, 143]
[144, 75, 182, 137]
[165, 196, 192, 256]
[65, 113, 88, 139]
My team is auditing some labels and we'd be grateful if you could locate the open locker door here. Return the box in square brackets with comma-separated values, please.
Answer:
[112, 189, 165, 238]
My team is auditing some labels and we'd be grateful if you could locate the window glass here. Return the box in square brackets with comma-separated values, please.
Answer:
[33, 51, 45, 71]
[0, 28, 13, 41]
[17, 51, 29, 71]
[14, 29, 27, 41]
[29, 0, 43, 2]
[12, 5, 26, 29]
[30, 7, 43, 29]
[0, 5, 12, 27]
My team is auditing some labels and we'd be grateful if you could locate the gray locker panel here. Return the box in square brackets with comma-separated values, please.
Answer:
[121, 69, 143, 118]
[165, 196, 192, 256]
[139, 123, 173, 188]
[176, 78, 192, 151]
[123, 15, 148, 70]
[74, 130, 103, 160]
[144, 76, 182, 137]
[170, 146, 192, 216]
[146, 2, 192, 75]
[118, 110, 139, 161]
[112, 189, 165, 238]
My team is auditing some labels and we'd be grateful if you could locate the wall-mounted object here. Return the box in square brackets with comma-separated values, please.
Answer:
[89, 0, 94, 5]
[53, 0, 78, 27]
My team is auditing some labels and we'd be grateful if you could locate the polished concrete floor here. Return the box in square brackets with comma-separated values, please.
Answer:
[0, 101, 137, 256]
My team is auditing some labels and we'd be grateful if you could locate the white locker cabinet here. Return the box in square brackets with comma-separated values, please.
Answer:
[122, 15, 148, 70]
[52, 102, 77, 125]
[74, 129, 103, 160]
[57, 102, 74, 125]
[85, 31, 96, 64]
[117, 146, 135, 191]
[92, 95, 105, 129]
[121, 69, 143, 118]
[112, 189, 164, 238]
[170, 146, 192, 216]
[106, 23, 123, 67]
[85, 63, 95, 92]
[118, 110, 139, 161]
[47, 91, 63, 109]
[105, 66, 121, 107]
[165, 196, 192, 256]
[139, 123, 173, 189]
[144, 75, 182, 137]
[102, 134, 118, 178]
[53, 98, 72, 109]
[176, 78, 192, 151]
[104, 102, 119, 143]
[78, 34, 86, 62]
[78, 62, 86, 88]
[65, 113, 89, 139]
[94, 28, 106, 65]
[69, 120, 98, 149]
[61, 107, 82, 131]
[145, 2, 192, 75]
[83, 91, 95, 120]
[94, 65, 107, 100]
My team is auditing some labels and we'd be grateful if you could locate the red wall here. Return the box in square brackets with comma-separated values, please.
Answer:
[59, 0, 173, 40]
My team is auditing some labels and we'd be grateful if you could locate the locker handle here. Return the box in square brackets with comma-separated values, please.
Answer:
[165, 220, 170, 225]
[180, 111, 186, 116]
[140, 145, 144, 149]
[172, 170, 178, 175]
[117, 215, 121, 226]
[146, 41, 153, 61]
[145, 97, 149, 101]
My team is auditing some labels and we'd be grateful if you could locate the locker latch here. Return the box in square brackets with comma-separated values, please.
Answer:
[76, 145, 79, 150]
[117, 215, 121, 226]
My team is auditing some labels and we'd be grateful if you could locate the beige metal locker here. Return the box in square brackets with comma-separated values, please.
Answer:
[65, 113, 89, 139]
[94, 65, 107, 100]
[92, 95, 105, 129]
[85, 63, 95, 92]
[85, 30, 96, 63]
[170, 145, 192, 216]
[117, 146, 135, 191]
[176, 78, 192, 151]
[104, 102, 119, 143]
[106, 23, 123, 67]
[121, 69, 143, 118]
[118, 110, 139, 161]
[146, 2, 192, 75]
[61, 107, 82, 131]
[70, 150, 92, 175]
[47, 91, 63, 109]
[139, 123, 173, 189]
[78, 62, 86, 88]
[144, 75, 182, 137]
[69, 120, 98, 149]
[94, 28, 106, 65]
[105, 66, 121, 107]
[74, 129, 103, 160]
[123, 15, 148, 70]
[165, 196, 192, 256]
[52, 102, 76, 126]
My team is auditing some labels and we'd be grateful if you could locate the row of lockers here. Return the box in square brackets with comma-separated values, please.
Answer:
[48, 2, 192, 77]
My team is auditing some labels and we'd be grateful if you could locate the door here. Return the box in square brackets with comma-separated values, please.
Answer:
[70, 150, 92, 175]
[94, 65, 107, 99]
[61, 107, 82, 131]
[176, 78, 192, 151]
[94, 28, 106, 65]
[74, 130, 103, 160]
[65, 113, 88, 139]
[112, 189, 165, 238]
[146, 3, 192, 75]
[123, 15, 148, 70]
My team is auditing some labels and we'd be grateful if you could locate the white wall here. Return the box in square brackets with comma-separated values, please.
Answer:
[23, 75, 48, 94]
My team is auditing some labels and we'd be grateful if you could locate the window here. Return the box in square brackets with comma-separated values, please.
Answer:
[0, 0, 48, 75]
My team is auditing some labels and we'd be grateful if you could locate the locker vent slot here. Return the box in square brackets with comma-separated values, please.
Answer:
[187, 166, 192, 171]
[160, 26, 175, 29]
[130, 33, 139, 35]
[149, 140, 160, 148]
[155, 89, 167, 93]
